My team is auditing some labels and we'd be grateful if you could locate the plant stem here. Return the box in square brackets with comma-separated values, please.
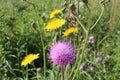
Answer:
[78, 0, 80, 15]
[72, 31, 88, 80]
[62, 66, 64, 80]
[30, 2, 46, 80]
[75, 16, 88, 33]
[90, 5, 104, 31]
[70, 15, 87, 78]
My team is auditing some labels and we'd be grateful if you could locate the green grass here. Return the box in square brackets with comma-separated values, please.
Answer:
[0, 0, 120, 80]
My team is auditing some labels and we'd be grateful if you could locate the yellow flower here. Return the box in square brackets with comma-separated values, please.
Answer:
[21, 54, 40, 67]
[45, 18, 65, 31]
[50, 9, 62, 18]
[63, 27, 78, 37]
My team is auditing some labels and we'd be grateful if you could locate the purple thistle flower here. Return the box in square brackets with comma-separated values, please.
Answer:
[49, 41, 76, 66]
[105, 55, 110, 59]
[97, 52, 102, 56]
[79, 63, 85, 72]
[90, 66, 94, 72]
[96, 57, 102, 62]
[88, 36, 94, 44]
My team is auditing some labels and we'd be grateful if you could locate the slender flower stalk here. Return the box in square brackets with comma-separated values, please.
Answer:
[78, 0, 80, 15]
[75, 16, 87, 33]
[71, 31, 88, 80]
[90, 5, 104, 31]
[71, 4, 104, 80]
[30, 4, 46, 80]
[70, 32, 88, 78]
[62, 66, 64, 80]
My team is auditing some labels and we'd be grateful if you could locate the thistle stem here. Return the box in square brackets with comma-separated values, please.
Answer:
[62, 66, 64, 80]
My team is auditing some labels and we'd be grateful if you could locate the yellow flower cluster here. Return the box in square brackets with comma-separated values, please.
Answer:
[45, 9, 65, 31]
[21, 54, 40, 67]
[63, 27, 78, 37]
[50, 9, 62, 18]
[45, 18, 65, 31]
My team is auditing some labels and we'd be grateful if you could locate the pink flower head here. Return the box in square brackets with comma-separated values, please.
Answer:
[49, 41, 76, 66]
[79, 63, 85, 72]
[105, 55, 110, 59]
[88, 36, 94, 44]
[96, 57, 102, 62]
[97, 52, 102, 56]
[90, 66, 94, 72]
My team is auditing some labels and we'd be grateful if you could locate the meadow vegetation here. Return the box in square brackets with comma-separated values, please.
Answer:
[0, 0, 120, 80]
